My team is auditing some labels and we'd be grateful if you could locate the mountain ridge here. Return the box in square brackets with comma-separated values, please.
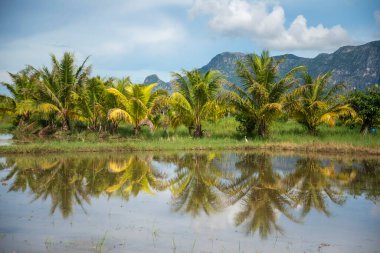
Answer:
[145, 40, 379, 91]
[198, 40, 380, 90]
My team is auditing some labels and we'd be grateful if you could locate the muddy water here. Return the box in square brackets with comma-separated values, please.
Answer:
[0, 152, 379, 253]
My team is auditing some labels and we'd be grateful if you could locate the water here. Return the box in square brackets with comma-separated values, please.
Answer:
[0, 134, 13, 146]
[0, 152, 379, 253]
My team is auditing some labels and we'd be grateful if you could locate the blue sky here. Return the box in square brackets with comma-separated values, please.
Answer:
[0, 0, 379, 88]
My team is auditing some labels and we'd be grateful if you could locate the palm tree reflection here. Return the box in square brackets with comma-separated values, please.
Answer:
[227, 154, 298, 239]
[0, 153, 379, 236]
[1, 157, 98, 218]
[168, 153, 232, 217]
[105, 155, 168, 200]
[340, 159, 380, 202]
[284, 158, 348, 217]
[0, 155, 168, 218]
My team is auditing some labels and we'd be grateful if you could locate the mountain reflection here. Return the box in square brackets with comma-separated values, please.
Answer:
[0, 153, 379, 239]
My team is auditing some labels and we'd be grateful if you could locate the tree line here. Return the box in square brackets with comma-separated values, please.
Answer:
[0, 51, 379, 138]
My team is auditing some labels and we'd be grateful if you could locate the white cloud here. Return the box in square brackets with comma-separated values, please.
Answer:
[0, 0, 192, 87]
[375, 10, 380, 27]
[189, 0, 350, 50]
[0, 16, 186, 82]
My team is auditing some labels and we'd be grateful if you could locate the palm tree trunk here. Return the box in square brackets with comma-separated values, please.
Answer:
[62, 118, 69, 131]
[61, 109, 70, 131]
[193, 123, 203, 138]
[134, 123, 140, 135]
[258, 120, 268, 138]
[307, 125, 317, 135]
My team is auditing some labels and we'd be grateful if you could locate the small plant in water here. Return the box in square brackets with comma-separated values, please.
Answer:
[151, 225, 160, 248]
[172, 238, 176, 253]
[94, 232, 107, 253]
[190, 239, 196, 253]
[44, 237, 53, 251]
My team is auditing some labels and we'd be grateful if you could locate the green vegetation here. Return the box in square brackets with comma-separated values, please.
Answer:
[349, 85, 380, 134]
[284, 72, 356, 135]
[170, 69, 227, 137]
[37, 52, 91, 131]
[0, 50, 379, 154]
[0, 118, 378, 154]
[231, 50, 303, 137]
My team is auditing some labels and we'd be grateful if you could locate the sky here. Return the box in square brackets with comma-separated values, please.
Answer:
[0, 0, 379, 89]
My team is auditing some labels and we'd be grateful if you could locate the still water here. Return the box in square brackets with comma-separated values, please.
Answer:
[0, 152, 379, 253]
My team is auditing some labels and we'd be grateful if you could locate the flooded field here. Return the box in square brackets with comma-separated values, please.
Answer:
[0, 152, 379, 253]
[0, 134, 12, 146]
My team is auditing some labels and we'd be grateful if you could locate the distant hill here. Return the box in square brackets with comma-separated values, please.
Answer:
[143, 74, 172, 92]
[199, 41, 380, 90]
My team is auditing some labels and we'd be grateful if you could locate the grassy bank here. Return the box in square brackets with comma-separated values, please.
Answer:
[0, 118, 379, 155]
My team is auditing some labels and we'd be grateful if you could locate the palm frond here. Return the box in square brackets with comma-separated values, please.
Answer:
[106, 88, 129, 107]
[107, 108, 132, 123]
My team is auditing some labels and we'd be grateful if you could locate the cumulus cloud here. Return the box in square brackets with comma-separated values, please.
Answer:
[189, 0, 350, 50]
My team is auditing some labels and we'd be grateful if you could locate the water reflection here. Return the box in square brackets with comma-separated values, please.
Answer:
[1, 152, 379, 239]
[166, 153, 232, 217]
[0, 133, 13, 146]
[284, 158, 349, 217]
[340, 159, 380, 202]
[105, 156, 168, 200]
[227, 154, 299, 238]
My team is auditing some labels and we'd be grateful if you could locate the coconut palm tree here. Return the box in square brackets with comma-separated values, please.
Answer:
[170, 69, 227, 137]
[0, 66, 39, 126]
[72, 76, 112, 131]
[106, 79, 166, 135]
[36, 52, 91, 131]
[231, 50, 304, 137]
[283, 72, 356, 135]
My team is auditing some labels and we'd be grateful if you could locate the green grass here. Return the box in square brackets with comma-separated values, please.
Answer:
[0, 122, 14, 134]
[0, 118, 379, 154]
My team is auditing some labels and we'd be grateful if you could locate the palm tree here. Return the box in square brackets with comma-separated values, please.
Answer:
[36, 52, 91, 131]
[283, 72, 356, 135]
[0, 66, 39, 126]
[170, 69, 227, 137]
[106, 79, 166, 135]
[72, 76, 112, 131]
[231, 50, 303, 137]
[227, 154, 298, 238]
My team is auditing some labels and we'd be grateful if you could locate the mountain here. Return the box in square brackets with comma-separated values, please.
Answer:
[143, 74, 172, 92]
[200, 41, 380, 90]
